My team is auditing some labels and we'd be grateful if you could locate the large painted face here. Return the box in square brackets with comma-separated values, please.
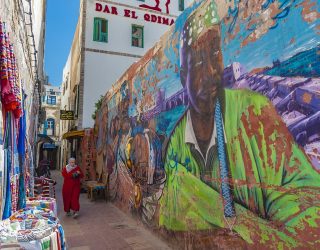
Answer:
[181, 27, 223, 116]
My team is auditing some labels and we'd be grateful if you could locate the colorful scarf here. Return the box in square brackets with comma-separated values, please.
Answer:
[66, 164, 77, 173]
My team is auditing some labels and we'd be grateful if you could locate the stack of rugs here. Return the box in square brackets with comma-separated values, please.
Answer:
[0, 206, 66, 250]
[34, 177, 57, 199]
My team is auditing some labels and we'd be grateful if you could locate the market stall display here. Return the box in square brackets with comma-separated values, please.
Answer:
[0, 207, 66, 250]
[26, 197, 57, 216]
[0, 21, 29, 220]
[34, 177, 57, 199]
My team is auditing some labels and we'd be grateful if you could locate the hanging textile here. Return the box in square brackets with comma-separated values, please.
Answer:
[0, 21, 25, 219]
[0, 21, 22, 119]
[26, 139, 34, 197]
[11, 112, 20, 214]
[0, 102, 5, 218]
[0, 21, 10, 94]
[17, 92, 26, 209]
[2, 112, 12, 219]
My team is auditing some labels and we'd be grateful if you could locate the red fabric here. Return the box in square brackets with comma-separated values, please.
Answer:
[62, 166, 83, 212]
[56, 229, 61, 250]
[0, 22, 22, 118]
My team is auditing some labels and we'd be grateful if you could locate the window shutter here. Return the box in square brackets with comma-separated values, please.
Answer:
[93, 18, 101, 41]
[93, 18, 107, 42]
[101, 33, 108, 42]
[179, 0, 184, 11]
[100, 20, 108, 42]
[132, 25, 143, 48]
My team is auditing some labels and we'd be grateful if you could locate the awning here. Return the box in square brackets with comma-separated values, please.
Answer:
[37, 134, 55, 143]
[43, 142, 57, 149]
[62, 130, 84, 139]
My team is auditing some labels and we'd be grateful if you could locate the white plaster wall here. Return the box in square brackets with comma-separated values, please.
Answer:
[82, 51, 137, 127]
[44, 85, 61, 94]
[60, 53, 72, 111]
[41, 108, 60, 137]
[31, 0, 46, 80]
[107, 0, 194, 16]
[59, 53, 72, 139]
[85, 0, 186, 55]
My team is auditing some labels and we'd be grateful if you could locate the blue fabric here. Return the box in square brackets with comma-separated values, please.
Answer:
[18, 94, 26, 155]
[58, 224, 66, 250]
[2, 112, 12, 219]
[215, 99, 236, 218]
[13, 119, 19, 176]
[18, 93, 26, 209]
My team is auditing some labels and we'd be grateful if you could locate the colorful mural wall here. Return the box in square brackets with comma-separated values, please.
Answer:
[95, 0, 320, 248]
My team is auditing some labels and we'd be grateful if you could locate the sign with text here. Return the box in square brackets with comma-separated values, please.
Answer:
[60, 110, 75, 120]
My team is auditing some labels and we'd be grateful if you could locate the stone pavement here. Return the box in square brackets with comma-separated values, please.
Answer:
[52, 171, 171, 250]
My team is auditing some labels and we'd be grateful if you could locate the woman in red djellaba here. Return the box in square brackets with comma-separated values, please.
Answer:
[62, 157, 83, 218]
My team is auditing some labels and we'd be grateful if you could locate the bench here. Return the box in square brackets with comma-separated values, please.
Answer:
[85, 181, 108, 201]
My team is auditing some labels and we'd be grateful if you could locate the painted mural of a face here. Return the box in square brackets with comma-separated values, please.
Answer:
[101, 108, 108, 146]
[180, 25, 223, 116]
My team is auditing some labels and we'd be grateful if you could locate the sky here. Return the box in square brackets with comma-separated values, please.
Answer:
[45, 0, 80, 86]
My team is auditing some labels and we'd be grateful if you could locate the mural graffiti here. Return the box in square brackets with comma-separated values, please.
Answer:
[139, 0, 172, 14]
[81, 128, 96, 181]
[95, 0, 320, 248]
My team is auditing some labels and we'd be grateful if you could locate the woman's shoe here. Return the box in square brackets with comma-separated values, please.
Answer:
[73, 212, 79, 218]
[66, 211, 72, 216]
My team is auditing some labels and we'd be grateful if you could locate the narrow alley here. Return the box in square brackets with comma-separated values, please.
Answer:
[1, 0, 320, 249]
[53, 171, 170, 250]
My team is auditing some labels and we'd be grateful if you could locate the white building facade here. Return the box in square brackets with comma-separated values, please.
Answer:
[38, 84, 61, 169]
[40, 85, 62, 139]
[78, 0, 193, 128]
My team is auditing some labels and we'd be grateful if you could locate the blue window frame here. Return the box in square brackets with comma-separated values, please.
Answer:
[47, 96, 56, 105]
[46, 118, 55, 136]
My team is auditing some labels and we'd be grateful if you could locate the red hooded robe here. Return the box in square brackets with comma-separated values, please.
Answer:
[62, 165, 83, 212]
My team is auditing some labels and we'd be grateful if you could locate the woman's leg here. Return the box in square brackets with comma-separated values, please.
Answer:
[62, 184, 72, 213]
[70, 185, 81, 212]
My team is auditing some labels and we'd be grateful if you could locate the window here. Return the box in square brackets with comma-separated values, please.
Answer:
[132, 25, 144, 48]
[179, 0, 184, 11]
[46, 118, 55, 136]
[47, 119, 55, 130]
[93, 17, 108, 42]
[47, 95, 56, 105]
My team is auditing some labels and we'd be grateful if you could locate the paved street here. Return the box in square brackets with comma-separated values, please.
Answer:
[53, 171, 171, 250]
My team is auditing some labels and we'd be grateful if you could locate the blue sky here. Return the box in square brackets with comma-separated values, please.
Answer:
[45, 0, 80, 86]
